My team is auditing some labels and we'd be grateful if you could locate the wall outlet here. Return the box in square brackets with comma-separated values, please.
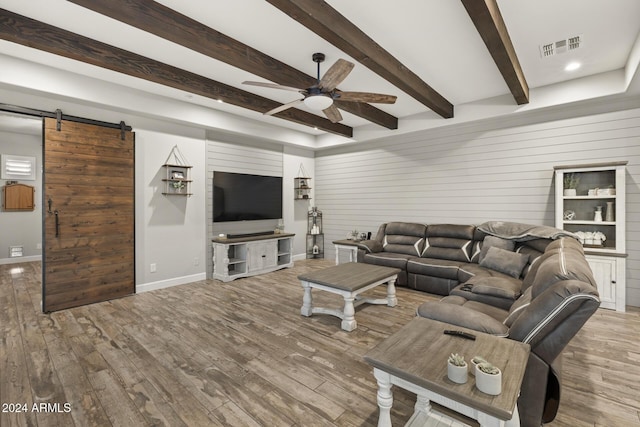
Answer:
[150, 263, 157, 273]
[193, 257, 199, 266]
[36, 243, 42, 249]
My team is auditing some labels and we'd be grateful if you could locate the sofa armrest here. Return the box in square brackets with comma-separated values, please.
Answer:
[450, 276, 522, 311]
[416, 300, 509, 336]
[508, 279, 600, 362]
[357, 239, 383, 253]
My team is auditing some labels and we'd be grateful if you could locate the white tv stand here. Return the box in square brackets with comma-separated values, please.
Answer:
[212, 233, 295, 282]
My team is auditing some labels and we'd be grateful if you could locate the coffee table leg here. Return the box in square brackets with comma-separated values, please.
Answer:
[386, 278, 397, 307]
[301, 281, 313, 317]
[373, 368, 393, 427]
[414, 394, 432, 417]
[341, 295, 357, 331]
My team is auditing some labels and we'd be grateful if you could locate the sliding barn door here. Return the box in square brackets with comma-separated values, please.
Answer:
[42, 118, 135, 312]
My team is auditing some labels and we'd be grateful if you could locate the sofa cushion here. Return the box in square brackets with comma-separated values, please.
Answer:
[363, 252, 413, 270]
[545, 236, 584, 253]
[408, 273, 459, 295]
[416, 298, 509, 336]
[503, 287, 533, 327]
[381, 222, 427, 256]
[521, 249, 558, 292]
[459, 275, 522, 300]
[406, 258, 464, 280]
[530, 246, 595, 298]
[450, 264, 522, 310]
[478, 235, 516, 263]
[458, 263, 518, 283]
[515, 240, 548, 277]
[422, 224, 475, 262]
[470, 228, 487, 262]
[479, 246, 530, 278]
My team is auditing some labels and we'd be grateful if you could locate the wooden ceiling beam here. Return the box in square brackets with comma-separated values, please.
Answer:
[460, 0, 529, 104]
[68, 0, 397, 130]
[0, 9, 352, 137]
[266, 0, 454, 119]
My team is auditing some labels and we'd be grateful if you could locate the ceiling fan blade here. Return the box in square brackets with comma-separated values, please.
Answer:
[322, 104, 343, 123]
[318, 59, 354, 91]
[264, 99, 304, 116]
[335, 91, 397, 104]
[243, 81, 304, 92]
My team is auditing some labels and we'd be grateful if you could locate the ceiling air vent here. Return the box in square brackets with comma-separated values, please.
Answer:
[539, 35, 583, 58]
[568, 35, 582, 50]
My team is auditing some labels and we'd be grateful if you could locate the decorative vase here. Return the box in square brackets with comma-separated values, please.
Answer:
[447, 362, 468, 384]
[564, 189, 577, 197]
[475, 365, 502, 395]
[606, 202, 614, 222]
[594, 206, 603, 222]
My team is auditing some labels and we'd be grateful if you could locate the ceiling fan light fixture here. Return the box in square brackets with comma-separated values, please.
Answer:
[304, 94, 333, 110]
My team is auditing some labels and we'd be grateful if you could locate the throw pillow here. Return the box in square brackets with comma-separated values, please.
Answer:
[478, 236, 516, 264]
[479, 246, 530, 279]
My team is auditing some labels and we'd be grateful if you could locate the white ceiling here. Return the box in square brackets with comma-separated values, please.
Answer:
[1, 0, 639, 146]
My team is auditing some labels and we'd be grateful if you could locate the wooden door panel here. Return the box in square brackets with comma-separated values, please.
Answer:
[43, 118, 135, 312]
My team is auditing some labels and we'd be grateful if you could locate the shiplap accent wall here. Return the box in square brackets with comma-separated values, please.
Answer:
[316, 107, 640, 307]
[206, 137, 283, 278]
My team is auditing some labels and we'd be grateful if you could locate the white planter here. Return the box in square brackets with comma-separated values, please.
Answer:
[470, 357, 485, 377]
[564, 189, 577, 196]
[448, 362, 468, 384]
[475, 365, 502, 395]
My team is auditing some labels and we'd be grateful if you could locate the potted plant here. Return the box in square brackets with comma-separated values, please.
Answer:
[447, 353, 468, 384]
[470, 355, 486, 377]
[563, 173, 580, 196]
[172, 180, 185, 193]
[475, 362, 502, 395]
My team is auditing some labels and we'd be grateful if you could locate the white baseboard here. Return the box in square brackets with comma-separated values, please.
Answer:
[0, 255, 42, 265]
[293, 253, 307, 261]
[136, 272, 206, 293]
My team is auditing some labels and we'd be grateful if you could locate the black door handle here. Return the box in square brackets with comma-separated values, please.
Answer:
[54, 210, 59, 237]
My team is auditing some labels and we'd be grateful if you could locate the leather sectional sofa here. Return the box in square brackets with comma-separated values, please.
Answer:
[357, 221, 600, 427]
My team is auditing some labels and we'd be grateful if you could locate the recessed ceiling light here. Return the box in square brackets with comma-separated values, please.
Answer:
[565, 62, 581, 72]
[217, 99, 224, 103]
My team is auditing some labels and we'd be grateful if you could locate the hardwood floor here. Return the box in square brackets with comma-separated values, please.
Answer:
[1, 260, 639, 426]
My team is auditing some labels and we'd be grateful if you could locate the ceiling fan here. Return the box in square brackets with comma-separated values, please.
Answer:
[243, 53, 397, 123]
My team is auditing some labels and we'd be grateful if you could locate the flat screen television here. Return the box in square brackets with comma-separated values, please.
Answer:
[213, 171, 283, 222]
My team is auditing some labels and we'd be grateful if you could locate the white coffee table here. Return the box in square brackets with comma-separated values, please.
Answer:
[297, 262, 400, 331]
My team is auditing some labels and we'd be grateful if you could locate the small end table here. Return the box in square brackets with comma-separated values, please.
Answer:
[332, 239, 361, 265]
[364, 317, 530, 426]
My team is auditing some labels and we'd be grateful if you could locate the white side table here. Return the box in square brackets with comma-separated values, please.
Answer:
[333, 239, 360, 265]
[365, 317, 530, 427]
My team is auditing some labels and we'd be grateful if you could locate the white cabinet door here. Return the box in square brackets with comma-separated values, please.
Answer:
[248, 241, 277, 272]
[585, 255, 624, 311]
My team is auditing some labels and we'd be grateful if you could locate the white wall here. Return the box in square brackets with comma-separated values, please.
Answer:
[135, 127, 207, 292]
[0, 129, 42, 263]
[316, 107, 640, 307]
[283, 145, 315, 257]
